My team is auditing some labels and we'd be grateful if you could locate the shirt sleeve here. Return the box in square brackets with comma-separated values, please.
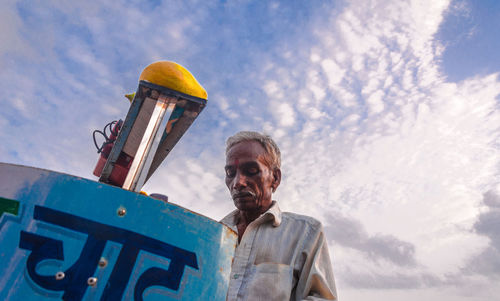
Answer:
[295, 223, 337, 300]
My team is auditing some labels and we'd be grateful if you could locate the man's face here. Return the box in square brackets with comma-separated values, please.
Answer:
[225, 141, 280, 214]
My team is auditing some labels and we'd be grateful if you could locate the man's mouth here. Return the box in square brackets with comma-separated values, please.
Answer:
[232, 191, 255, 200]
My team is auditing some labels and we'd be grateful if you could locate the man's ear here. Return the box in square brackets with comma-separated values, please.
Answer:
[271, 168, 281, 193]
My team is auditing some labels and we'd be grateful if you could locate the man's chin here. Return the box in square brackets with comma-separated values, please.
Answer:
[233, 198, 257, 210]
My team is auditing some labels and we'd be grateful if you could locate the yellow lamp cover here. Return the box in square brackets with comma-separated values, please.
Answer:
[139, 61, 207, 100]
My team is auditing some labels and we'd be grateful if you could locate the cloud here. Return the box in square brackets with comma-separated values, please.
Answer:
[324, 213, 417, 267]
[341, 267, 441, 289]
[0, 0, 34, 61]
[482, 189, 500, 209]
[462, 190, 500, 278]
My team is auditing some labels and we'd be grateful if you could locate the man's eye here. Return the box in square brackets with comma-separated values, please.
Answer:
[225, 169, 235, 177]
[246, 168, 259, 175]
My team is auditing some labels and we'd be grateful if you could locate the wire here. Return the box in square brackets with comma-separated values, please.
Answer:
[92, 120, 120, 153]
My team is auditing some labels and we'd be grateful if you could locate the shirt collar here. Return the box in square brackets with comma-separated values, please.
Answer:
[220, 201, 282, 231]
[265, 201, 282, 227]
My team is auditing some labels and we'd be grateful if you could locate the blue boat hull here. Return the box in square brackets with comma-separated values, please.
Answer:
[0, 163, 236, 300]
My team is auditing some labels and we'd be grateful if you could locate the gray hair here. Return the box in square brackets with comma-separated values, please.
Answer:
[226, 131, 281, 169]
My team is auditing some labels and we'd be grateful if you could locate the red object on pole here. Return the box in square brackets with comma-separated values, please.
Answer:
[93, 121, 133, 187]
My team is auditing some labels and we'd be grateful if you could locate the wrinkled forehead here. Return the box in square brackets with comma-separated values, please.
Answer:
[225, 141, 272, 167]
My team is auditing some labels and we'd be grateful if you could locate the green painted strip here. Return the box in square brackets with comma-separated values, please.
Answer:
[0, 197, 20, 217]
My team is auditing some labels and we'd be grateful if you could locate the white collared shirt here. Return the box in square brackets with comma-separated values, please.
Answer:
[221, 202, 337, 301]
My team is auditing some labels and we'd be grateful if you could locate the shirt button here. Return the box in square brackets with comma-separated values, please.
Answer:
[233, 274, 239, 279]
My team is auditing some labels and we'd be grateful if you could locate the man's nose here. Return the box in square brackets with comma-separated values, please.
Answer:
[233, 172, 247, 189]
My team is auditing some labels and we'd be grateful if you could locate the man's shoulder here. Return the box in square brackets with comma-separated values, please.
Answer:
[281, 211, 323, 230]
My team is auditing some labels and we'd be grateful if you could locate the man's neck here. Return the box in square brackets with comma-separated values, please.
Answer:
[236, 202, 273, 242]
[238, 203, 272, 226]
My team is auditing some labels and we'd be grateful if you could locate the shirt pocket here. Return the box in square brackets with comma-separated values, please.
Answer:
[245, 263, 293, 301]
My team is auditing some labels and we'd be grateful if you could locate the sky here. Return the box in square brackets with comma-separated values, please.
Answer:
[1, 0, 499, 300]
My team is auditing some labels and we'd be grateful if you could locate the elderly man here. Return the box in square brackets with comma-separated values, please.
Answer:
[221, 131, 337, 300]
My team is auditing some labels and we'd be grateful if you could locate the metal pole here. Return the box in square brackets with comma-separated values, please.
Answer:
[122, 95, 177, 191]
